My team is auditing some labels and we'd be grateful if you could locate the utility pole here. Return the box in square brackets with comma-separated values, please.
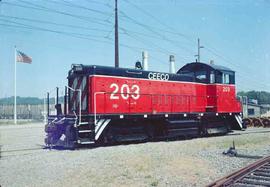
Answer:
[115, 0, 119, 68]
[195, 38, 204, 62]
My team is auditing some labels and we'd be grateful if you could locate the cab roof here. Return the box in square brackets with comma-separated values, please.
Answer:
[177, 62, 234, 74]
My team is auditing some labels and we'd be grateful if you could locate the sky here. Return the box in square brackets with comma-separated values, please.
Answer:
[0, 0, 269, 98]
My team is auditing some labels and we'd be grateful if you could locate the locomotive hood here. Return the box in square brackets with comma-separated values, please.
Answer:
[68, 64, 198, 83]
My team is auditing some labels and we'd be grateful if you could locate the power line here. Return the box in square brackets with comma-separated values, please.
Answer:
[2, 1, 112, 27]
[204, 47, 269, 86]
[118, 42, 173, 68]
[120, 28, 165, 40]
[0, 14, 181, 62]
[119, 6, 267, 88]
[122, 0, 202, 59]
[0, 19, 112, 43]
[0, 15, 141, 38]
[205, 56, 270, 88]
[0, 19, 174, 65]
[46, 0, 112, 16]
[107, 1, 200, 64]
[122, 0, 267, 83]
[80, 0, 196, 58]
[6, 0, 195, 57]
[104, 26, 114, 39]
[123, 0, 195, 44]
[120, 3, 221, 63]
[0, 14, 170, 48]
[0, 15, 112, 33]
[124, 32, 191, 62]
[79, 0, 188, 64]
[120, 11, 170, 41]
[119, 10, 195, 56]
[2, 25, 264, 89]
[205, 46, 256, 73]
[3, 0, 267, 89]
[84, 0, 112, 7]
[17, 0, 111, 23]
[124, 32, 174, 56]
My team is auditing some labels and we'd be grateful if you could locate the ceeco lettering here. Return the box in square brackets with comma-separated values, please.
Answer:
[148, 72, 169, 81]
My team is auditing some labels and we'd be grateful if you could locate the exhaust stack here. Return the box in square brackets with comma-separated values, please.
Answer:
[142, 51, 148, 70]
[169, 55, 175, 73]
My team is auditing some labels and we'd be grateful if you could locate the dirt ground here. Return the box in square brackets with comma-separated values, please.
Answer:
[1, 123, 270, 187]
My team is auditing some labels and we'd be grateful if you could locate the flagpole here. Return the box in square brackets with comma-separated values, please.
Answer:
[14, 46, 17, 124]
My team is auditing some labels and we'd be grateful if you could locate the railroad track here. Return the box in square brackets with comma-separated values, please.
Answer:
[0, 145, 47, 158]
[227, 129, 270, 137]
[207, 156, 270, 187]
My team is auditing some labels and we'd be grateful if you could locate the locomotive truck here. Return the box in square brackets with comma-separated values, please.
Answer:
[45, 62, 243, 148]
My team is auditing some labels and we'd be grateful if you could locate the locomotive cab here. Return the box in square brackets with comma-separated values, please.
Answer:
[178, 62, 242, 130]
[178, 62, 241, 113]
[177, 62, 235, 85]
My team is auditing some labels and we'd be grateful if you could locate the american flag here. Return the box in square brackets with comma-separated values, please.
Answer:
[16, 50, 32, 64]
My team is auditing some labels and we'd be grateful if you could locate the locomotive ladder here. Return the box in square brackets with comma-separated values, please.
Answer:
[76, 119, 111, 145]
[76, 120, 94, 145]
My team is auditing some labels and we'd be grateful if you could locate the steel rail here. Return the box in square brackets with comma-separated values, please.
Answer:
[207, 156, 270, 187]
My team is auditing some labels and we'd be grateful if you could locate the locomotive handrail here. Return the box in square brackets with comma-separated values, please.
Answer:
[43, 96, 47, 124]
[94, 92, 106, 124]
[46, 87, 70, 118]
[46, 87, 57, 116]
[126, 70, 143, 75]
[66, 86, 82, 124]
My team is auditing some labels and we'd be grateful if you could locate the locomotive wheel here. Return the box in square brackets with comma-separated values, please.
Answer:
[145, 122, 154, 140]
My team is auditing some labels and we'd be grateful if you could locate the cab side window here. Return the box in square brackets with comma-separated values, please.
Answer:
[195, 71, 207, 82]
[229, 74, 235, 84]
[223, 73, 230, 84]
[215, 71, 222, 83]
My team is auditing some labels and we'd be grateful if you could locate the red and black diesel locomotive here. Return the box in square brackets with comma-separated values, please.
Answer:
[45, 62, 243, 148]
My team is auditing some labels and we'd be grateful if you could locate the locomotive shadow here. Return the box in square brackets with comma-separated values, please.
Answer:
[75, 135, 206, 150]
[44, 132, 234, 150]
[44, 130, 247, 151]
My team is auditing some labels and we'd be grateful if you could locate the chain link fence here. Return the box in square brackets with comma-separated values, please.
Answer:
[0, 104, 56, 121]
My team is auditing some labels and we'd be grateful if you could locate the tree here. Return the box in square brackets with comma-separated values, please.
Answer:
[237, 91, 270, 104]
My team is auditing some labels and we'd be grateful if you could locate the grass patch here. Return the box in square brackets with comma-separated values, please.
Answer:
[151, 180, 159, 186]
[145, 175, 152, 179]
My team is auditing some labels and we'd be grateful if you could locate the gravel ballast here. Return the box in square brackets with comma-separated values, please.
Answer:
[1, 123, 270, 187]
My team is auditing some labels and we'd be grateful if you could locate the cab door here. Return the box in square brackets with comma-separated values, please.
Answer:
[68, 76, 88, 115]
